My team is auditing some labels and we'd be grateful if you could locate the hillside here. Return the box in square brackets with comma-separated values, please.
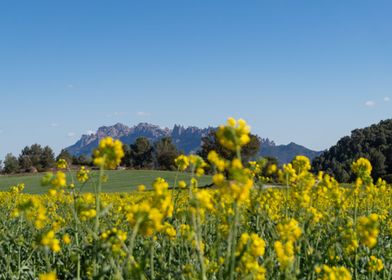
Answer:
[66, 122, 321, 164]
[313, 119, 392, 182]
[261, 142, 322, 164]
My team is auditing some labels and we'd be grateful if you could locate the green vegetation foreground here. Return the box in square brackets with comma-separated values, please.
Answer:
[0, 118, 391, 280]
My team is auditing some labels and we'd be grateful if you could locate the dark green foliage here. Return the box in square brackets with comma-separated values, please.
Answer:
[313, 119, 392, 182]
[40, 146, 55, 170]
[129, 137, 154, 169]
[72, 154, 92, 166]
[17, 144, 55, 172]
[3, 153, 19, 174]
[153, 137, 180, 170]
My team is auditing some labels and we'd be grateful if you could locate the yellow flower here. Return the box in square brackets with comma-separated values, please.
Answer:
[77, 166, 90, 183]
[213, 173, 225, 185]
[274, 241, 295, 270]
[216, 118, 251, 151]
[178, 180, 187, 189]
[9, 183, 24, 194]
[279, 163, 297, 184]
[267, 164, 277, 174]
[317, 265, 352, 280]
[249, 233, 266, 257]
[153, 177, 169, 195]
[179, 224, 191, 237]
[93, 137, 124, 169]
[292, 155, 311, 174]
[164, 222, 177, 239]
[138, 184, 146, 191]
[56, 159, 68, 169]
[237, 233, 266, 258]
[175, 155, 190, 171]
[194, 190, 214, 210]
[188, 155, 207, 176]
[357, 214, 379, 249]
[39, 272, 57, 280]
[42, 172, 67, 188]
[41, 230, 61, 253]
[276, 219, 302, 243]
[368, 256, 384, 272]
[208, 151, 226, 172]
[352, 157, 372, 182]
[62, 234, 71, 245]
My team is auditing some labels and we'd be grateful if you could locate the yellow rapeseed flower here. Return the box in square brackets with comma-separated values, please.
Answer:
[216, 118, 251, 151]
[39, 272, 57, 280]
[175, 155, 190, 171]
[77, 166, 90, 183]
[368, 256, 384, 272]
[56, 159, 68, 169]
[93, 137, 124, 169]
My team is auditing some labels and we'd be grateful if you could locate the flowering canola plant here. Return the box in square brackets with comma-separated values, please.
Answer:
[0, 120, 391, 280]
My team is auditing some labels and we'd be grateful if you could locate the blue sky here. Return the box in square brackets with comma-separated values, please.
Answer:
[0, 0, 391, 160]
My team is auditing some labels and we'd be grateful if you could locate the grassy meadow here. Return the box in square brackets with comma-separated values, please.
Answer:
[0, 169, 212, 194]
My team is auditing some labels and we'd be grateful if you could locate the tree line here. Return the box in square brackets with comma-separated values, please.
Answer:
[312, 119, 392, 183]
[0, 130, 262, 174]
[0, 144, 92, 174]
[121, 131, 262, 171]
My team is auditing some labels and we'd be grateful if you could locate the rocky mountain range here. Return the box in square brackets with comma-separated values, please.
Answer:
[66, 123, 322, 164]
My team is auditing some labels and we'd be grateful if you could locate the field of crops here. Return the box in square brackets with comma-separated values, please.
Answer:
[0, 118, 391, 280]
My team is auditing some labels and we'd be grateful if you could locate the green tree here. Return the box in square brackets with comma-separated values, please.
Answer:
[130, 137, 153, 169]
[40, 146, 55, 170]
[312, 119, 392, 183]
[18, 155, 33, 172]
[121, 144, 132, 167]
[4, 153, 19, 174]
[18, 144, 44, 171]
[73, 154, 92, 166]
[153, 137, 180, 170]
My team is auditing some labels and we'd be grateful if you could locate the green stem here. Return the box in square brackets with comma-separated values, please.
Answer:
[191, 207, 207, 280]
[129, 218, 142, 259]
[94, 165, 104, 234]
[93, 164, 104, 276]
[228, 202, 239, 280]
[150, 239, 155, 279]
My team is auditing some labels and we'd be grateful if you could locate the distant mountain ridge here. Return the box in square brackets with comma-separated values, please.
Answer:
[260, 142, 322, 164]
[66, 122, 321, 164]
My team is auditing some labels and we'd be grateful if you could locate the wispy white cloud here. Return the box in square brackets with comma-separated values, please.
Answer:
[67, 132, 76, 138]
[107, 112, 128, 117]
[365, 100, 376, 107]
[136, 111, 151, 117]
[50, 122, 59, 128]
[67, 84, 74, 88]
[0, 129, 3, 134]
[384, 97, 390, 102]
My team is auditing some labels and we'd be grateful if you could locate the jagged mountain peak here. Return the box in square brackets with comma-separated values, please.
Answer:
[65, 122, 321, 164]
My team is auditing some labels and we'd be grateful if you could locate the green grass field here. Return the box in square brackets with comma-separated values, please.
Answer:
[0, 170, 212, 194]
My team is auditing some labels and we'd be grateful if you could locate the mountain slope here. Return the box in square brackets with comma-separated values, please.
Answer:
[66, 122, 321, 164]
[260, 142, 322, 164]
